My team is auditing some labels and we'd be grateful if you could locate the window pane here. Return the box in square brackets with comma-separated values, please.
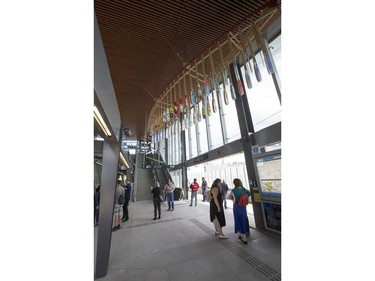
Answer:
[174, 121, 180, 164]
[221, 81, 241, 143]
[159, 138, 166, 162]
[207, 94, 223, 150]
[188, 116, 197, 158]
[197, 100, 208, 155]
[167, 136, 172, 165]
[184, 123, 190, 161]
[269, 35, 281, 83]
[186, 152, 250, 190]
[243, 36, 281, 131]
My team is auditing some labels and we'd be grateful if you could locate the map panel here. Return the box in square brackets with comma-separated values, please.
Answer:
[255, 155, 281, 194]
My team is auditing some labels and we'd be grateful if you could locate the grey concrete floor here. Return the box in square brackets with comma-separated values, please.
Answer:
[94, 194, 281, 281]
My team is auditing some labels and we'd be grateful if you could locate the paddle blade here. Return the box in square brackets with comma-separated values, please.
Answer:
[254, 61, 262, 82]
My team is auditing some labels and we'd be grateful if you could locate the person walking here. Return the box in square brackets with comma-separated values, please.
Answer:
[201, 177, 208, 202]
[209, 178, 228, 239]
[94, 185, 101, 227]
[189, 178, 199, 207]
[221, 180, 229, 209]
[151, 182, 161, 220]
[121, 180, 132, 222]
[165, 179, 176, 211]
[112, 180, 125, 231]
[228, 178, 251, 244]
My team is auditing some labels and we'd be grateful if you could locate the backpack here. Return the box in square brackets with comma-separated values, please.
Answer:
[237, 194, 249, 206]
[118, 194, 125, 205]
[237, 190, 249, 207]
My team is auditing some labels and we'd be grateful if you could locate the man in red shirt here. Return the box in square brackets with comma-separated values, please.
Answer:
[189, 178, 200, 207]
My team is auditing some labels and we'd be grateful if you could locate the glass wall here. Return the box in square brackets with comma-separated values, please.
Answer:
[167, 134, 172, 165]
[159, 137, 166, 163]
[188, 116, 197, 159]
[243, 34, 281, 132]
[207, 93, 224, 150]
[197, 100, 208, 154]
[170, 169, 182, 189]
[221, 81, 241, 144]
[186, 152, 249, 190]
[173, 121, 181, 164]
[155, 32, 280, 192]
[269, 35, 281, 83]
[185, 121, 190, 160]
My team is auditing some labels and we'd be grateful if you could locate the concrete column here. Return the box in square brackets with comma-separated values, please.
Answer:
[95, 141, 120, 278]
[230, 63, 265, 230]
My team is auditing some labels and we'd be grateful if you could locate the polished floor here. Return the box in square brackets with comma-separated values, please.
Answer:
[94, 194, 281, 281]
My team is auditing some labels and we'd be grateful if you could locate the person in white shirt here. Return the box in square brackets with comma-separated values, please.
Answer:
[165, 179, 175, 211]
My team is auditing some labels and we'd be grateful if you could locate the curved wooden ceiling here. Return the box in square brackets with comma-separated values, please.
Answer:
[94, 0, 280, 141]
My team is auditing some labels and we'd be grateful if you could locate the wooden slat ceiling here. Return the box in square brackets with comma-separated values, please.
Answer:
[94, 0, 280, 141]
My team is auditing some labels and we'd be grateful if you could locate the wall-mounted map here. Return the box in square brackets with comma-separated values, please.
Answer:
[255, 154, 281, 194]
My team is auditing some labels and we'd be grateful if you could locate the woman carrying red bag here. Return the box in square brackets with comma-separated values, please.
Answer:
[228, 178, 251, 244]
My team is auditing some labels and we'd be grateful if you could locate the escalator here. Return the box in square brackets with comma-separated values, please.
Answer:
[149, 151, 183, 200]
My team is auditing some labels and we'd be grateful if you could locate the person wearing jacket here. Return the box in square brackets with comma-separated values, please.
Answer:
[151, 182, 162, 220]
[94, 185, 100, 227]
[121, 180, 132, 222]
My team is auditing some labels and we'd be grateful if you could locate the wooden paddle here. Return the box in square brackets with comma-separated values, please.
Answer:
[189, 66, 199, 124]
[238, 28, 252, 90]
[189, 67, 196, 105]
[214, 74, 222, 111]
[182, 71, 190, 128]
[178, 74, 184, 113]
[252, 22, 274, 74]
[209, 49, 218, 113]
[195, 64, 202, 122]
[183, 71, 189, 112]
[250, 22, 266, 71]
[173, 83, 178, 116]
[247, 31, 262, 82]
[226, 66, 236, 100]
[194, 60, 203, 122]
[201, 54, 212, 116]
[168, 86, 174, 122]
[177, 75, 185, 131]
[218, 42, 229, 105]
[165, 87, 169, 123]
[195, 60, 203, 102]
[229, 35, 245, 96]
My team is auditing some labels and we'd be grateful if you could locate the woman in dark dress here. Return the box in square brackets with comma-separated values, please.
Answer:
[209, 178, 228, 239]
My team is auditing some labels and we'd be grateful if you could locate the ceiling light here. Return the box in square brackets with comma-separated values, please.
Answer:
[94, 134, 104, 141]
[94, 106, 112, 137]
